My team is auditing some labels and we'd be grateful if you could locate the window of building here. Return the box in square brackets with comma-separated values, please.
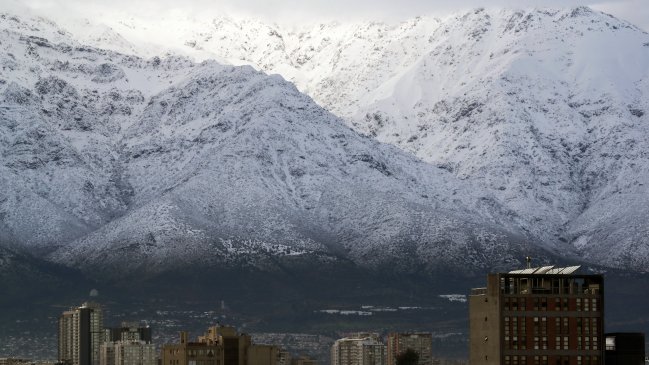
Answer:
[563, 317, 569, 334]
[577, 318, 582, 334]
[552, 279, 560, 294]
[576, 298, 582, 311]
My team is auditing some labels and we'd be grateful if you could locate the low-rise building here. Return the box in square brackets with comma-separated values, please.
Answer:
[331, 334, 386, 365]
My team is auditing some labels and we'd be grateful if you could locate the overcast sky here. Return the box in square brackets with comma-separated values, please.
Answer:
[12, 0, 649, 30]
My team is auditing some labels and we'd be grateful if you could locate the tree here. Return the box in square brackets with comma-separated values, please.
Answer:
[396, 349, 419, 365]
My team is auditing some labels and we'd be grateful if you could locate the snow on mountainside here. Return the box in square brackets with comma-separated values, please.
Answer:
[35, 6, 649, 271]
[0, 12, 552, 280]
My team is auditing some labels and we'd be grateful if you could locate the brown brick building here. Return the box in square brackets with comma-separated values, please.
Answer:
[162, 326, 280, 365]
[469, 265, 604, 365]
[162, 331, 224, 365]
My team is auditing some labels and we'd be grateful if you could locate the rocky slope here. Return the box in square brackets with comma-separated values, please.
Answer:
[0, 12, 552, 281]
[40, 6, 649, 271]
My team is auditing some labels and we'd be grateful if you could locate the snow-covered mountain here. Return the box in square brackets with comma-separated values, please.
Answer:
[33, 6, 649, 271]
[1, 5, 649, 277]
[0, 11, 555, 281]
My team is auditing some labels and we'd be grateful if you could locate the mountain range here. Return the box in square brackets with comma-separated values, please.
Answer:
[0, 5, 648, 287]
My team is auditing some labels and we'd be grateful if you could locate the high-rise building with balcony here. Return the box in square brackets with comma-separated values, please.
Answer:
[469, 265, 604, 365]
[58, 302, 104, 365]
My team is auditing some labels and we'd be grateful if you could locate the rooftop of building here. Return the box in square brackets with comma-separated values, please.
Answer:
[470, 264, 605, 296]
[508, 265, 581, 275]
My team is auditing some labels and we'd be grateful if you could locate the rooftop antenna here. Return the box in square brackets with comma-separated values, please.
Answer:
[526, 256, 532, 269]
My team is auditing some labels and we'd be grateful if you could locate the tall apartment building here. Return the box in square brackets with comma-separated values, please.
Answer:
[386, 333, 433, 365]
[331, 333, 386, 365]
[59, 302, 104, 365]
[100, 322, 155, 365]
[469, 265, 604, 365]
